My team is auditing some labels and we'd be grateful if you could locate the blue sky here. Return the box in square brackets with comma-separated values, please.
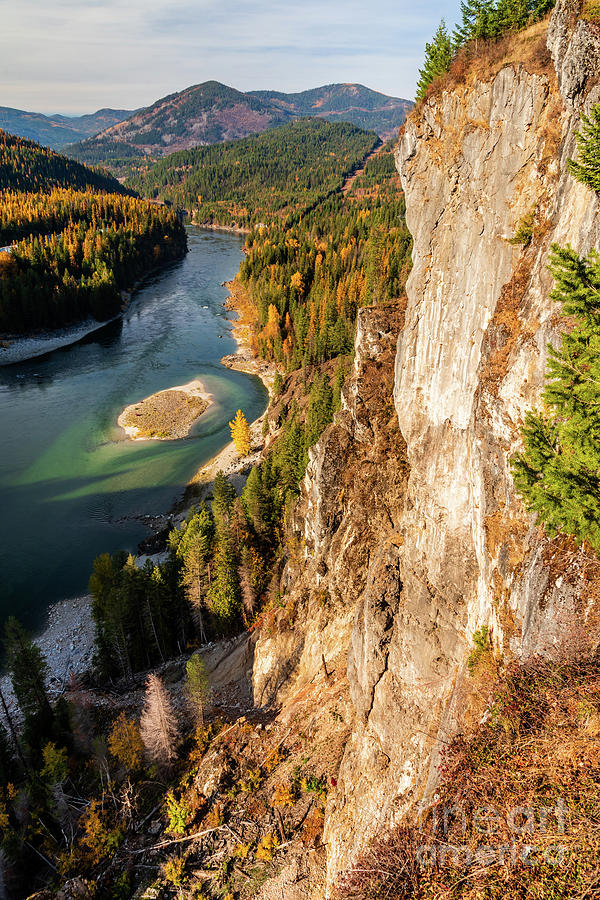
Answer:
[1, 0, 459, 115]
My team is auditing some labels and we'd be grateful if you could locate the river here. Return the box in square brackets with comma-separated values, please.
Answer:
[0, 228, 267, 633]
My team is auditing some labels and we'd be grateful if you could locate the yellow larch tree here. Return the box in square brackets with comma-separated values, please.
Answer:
[229, 409, 251, 456]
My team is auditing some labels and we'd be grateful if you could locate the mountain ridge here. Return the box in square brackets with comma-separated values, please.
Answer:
[65, 81, 412, 164]
[0, 105, 135, 150]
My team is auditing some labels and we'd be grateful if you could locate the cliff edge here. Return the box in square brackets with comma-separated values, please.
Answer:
[248, 1, 600, 893]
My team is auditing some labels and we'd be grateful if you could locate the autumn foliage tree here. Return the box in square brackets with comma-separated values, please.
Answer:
[108, 712, 144, 773]
[229, 408, 251, 455]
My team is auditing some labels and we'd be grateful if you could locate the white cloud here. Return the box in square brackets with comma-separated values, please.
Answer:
[0, 0, 457, 114]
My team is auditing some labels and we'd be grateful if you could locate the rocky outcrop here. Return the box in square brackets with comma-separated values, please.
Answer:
[252, 1, 600, 893]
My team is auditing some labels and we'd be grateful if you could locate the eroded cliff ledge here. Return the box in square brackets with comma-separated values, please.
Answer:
[251, 1, 600, 893]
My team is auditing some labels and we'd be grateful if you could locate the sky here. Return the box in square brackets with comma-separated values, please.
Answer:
[1, 0, 459, 115]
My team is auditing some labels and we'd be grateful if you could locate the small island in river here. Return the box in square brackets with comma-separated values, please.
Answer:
[117, 379, 213, 440]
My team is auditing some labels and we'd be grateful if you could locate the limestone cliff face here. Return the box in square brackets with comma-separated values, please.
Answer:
[252, 1, 600, 893]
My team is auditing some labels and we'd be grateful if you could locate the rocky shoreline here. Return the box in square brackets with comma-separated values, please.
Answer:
[175, 278, 280, 507]
[0, 315, 121, 367]
[1, 595, 96, 723]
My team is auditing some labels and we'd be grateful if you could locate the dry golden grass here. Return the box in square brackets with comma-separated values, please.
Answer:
[583, 0, 600, 23]
[409, 15, 555, 126]
[119, 388, 209, 439]
[334, 657, 600, 900]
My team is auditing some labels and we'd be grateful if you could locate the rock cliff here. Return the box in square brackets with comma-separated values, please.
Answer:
[251, 1, 600, 893]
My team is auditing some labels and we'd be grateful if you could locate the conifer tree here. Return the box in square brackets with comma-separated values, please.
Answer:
[229, 408, 251, 455]
[140, 674, 180, 769]
[453, 0, 493, 49]
[185, 654, 210, 725]
[416, 21, 453, 101]
[212, 471, 237, 523]
[306, 373, 334, 447]
[568, 105, 600, 192]
[174, 505, 215, 642]
[512, 244, 600, 549]
[208, 528, 242, 632]
[4, 617, 53, 730]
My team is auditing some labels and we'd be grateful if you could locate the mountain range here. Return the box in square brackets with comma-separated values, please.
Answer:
[0, 106, 135, 151]
[54, 81, 411, 164]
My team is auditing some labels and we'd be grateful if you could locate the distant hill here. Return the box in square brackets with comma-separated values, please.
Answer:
[66, 81, 412, 165]
[0, 129, 126, 194]
[126, 118, 380, 228]
[67, 82, 291, 164]
[0, 106, 134, 150]
[249, 83, 413, 140]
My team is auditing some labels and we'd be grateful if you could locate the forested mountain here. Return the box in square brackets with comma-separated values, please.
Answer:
[0, 129, 125, 193]
[0, 132, 186, 333]
[66, 81, 411, 165]
[67, 82, 291, 164]
[250, 83, 413, 139]
[126, 119, 380, 227]
[0, 190, 187, 333]
[238, 141, 412, 368]
[0, 105, 134, 150]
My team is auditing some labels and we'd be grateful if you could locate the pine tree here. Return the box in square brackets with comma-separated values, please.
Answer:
[212, 471, 236, 523]
[4, 617, 53, 730]
[179, 514, 213, 644]
[208, 528, 242, 632]
[568, 105, 600, 192]
[140, 674, 180, 769]
[185, 654, 210, 725]
[416, 20, 454, 101]
[306, 373, 334, 447]
[512, 244, 600, 549]
[229, 408, 251, 456]
[243, 465, 270, 536]
[453, 0, 493, 49]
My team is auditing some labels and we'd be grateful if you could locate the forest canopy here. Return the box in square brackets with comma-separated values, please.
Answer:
[0, 128, 124, 194]
[126, 119, 380, 228]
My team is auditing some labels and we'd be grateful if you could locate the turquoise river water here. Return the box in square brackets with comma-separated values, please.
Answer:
[0, 228, 267, 632]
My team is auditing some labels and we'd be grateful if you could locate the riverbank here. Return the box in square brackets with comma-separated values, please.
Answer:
[118, 378, 213, 440]
[2, 266, 271, 709]
[177, 278, 280, 508]
[0, 254, 184, 367]
[0, 315, 122, 366]
[0, 595, 96, 723]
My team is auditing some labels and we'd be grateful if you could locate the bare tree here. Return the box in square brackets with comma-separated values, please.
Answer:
[140, 674, 180, 769]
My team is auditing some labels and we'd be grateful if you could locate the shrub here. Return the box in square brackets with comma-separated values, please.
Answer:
[165, 790, 193, 836]
[508, 208, 536, 246]
[79, 799, 124, 865]
[271, 783, 295, 808]
[255, 832, 280, 862]
[108, 712, 144, 772]
[467, 625, 492, 674]
[162, 855, 187, 888]
[41, 742, 69, 784]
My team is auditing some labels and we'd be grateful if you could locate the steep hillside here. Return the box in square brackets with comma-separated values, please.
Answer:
[0, 129, 125, 193]
[250, 83, 413, 139]
[126, 119, 380, 227]
[245, 0, 600, 891]
[0, 106, 133, 150]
